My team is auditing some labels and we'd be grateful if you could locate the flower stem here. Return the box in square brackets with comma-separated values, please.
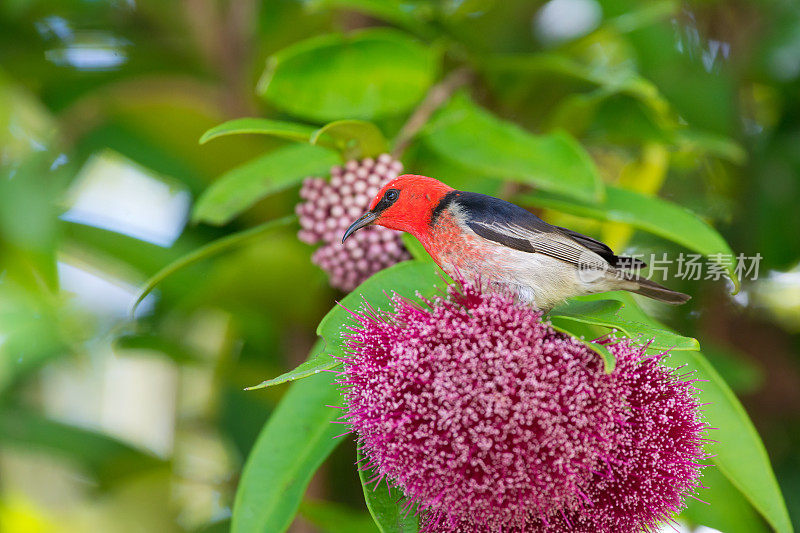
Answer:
[391, 67, 473, 159]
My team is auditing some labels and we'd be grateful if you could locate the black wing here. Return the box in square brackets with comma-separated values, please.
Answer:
[450, 191, 644, 270]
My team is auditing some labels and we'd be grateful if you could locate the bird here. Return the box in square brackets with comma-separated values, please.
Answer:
[341, 174, 690, 310]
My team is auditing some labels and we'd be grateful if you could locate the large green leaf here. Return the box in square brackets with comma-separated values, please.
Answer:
[520, 185, 740, 292]
[422, 94, 604, 202]
[258, 29, 438, 122]
[547, 298, 700, 353]
[668, 348, 793, 533]
[132, 216, 295, 315]
[0, 408, 165, 488]
[193, 144, 339, 225]
[681, 466, 769, 533]
[232, 342, 345, 533]
[580, 292, 793, 533]
[199, 118, 326, 146]
[357, 448, 419, 533]
[316, 261, 447, 355]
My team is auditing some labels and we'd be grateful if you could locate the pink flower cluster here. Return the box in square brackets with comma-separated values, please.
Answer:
[296, 154, 409, 291]
[340, 282, 707, 533]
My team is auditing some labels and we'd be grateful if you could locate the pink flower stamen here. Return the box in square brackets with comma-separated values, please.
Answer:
[340, 280, 708, 532]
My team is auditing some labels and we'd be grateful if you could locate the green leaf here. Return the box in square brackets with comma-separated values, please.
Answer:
[547, 298, 700, 353]
[681, 466, 770, 533]
[257, 29, 438, 122]
[245, 351, 339, 390]
[579, 292, 793, 533]
[675, 128, 747, 164]
[357, 448, 419, 533]
[199, 118, 322, 145]
[485, 53, 667, 110]
[520, 185, 740, 292]
[232, 341, 345, 533]
[423, 94, 604, 202]
[0, 408, 165, 488]
[316, 261, 446, 355]
[400, 233, 432, 262]
[132, 216, 295, 315]
[312, 120, 389, 160]
[193, 144, 339, 225]
[299, 499, 378, 533]
[544, 317, 617, 373]
[668, 348, 793, 533]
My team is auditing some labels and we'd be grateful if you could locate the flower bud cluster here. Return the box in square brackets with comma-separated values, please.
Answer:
[296, 154, 409, 291]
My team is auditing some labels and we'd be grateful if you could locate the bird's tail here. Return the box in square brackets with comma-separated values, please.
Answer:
[628, 276, 691, 305]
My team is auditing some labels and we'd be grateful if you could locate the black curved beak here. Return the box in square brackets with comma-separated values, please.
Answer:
[342, 211, 379, 244]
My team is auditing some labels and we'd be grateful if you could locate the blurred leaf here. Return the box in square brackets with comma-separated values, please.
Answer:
[675, 129, 747, 164]
[439, 0, 496, 20]
[305, 0, 432, 32]
[681, 466, 769, 533]
[193, 144, 338, 225]
[299, 499, 378, 533]
[408, 142, 505, 197]
[245, 351, 338, 390]
[257, 29, 438, 122]
[0, 281, 90, 393]
[548, 298, 699, 353]
[0, 72, 56, 163]
[0, 151, 66, 289]
[520, 185, 740, 292]
[199, 118, 323, 145]
[486, 53, 666, 110]
[484, 52, 675, 143]
[192, 519, 231, 533]
[132, 216, 295, 314]
[423, 94, 604, 202]
[232, 342, 344, 533]
[316, 261, 446, 355]
[605, 0, 678, 33]
[357, 448, 418, 533]
[0, 408, 165, 487]
[625, 5, 736, 136]
[114, 333, 203, 365]
[312, 120, 389, 159]
[579, 292, 793, 533]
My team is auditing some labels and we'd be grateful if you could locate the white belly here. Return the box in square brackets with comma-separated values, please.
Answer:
[437, 242, 618, 310]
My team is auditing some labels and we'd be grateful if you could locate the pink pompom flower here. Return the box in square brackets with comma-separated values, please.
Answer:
[339, 281, 708, 533]
[297, 154, 410, 291]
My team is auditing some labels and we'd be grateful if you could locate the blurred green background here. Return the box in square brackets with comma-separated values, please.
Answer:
[1, 0, 799, 532]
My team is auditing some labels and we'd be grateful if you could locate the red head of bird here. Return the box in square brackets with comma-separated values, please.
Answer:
[342, 174, 453, 247]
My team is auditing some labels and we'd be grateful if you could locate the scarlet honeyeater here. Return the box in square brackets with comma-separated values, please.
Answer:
[342, 175, 689, 309]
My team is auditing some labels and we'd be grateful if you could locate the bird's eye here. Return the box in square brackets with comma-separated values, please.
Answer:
[385, 189, 399, 202]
